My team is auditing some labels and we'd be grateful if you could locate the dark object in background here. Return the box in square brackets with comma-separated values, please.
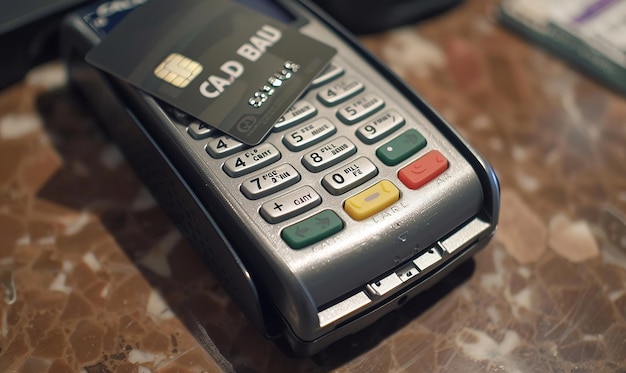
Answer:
[0, 0, 90, 89]
[312, 0, 463, 34]
[0, 0, 461, 89]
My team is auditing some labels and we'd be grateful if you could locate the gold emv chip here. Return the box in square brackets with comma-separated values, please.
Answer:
[153, 53, 203, 88]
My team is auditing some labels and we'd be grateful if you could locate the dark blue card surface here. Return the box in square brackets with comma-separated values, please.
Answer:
[86, 0, 336, 144]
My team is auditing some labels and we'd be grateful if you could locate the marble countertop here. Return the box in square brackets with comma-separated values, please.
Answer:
[1, 0, 626, 372]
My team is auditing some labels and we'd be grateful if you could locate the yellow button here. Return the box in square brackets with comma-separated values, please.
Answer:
[344, 180, 400, 221]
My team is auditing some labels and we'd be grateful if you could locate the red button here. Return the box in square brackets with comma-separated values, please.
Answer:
[398, 150, 449, 190]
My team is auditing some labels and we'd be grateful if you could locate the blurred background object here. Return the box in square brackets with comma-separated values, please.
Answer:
[312, 0, 463, 34]
[499, 0, 626, 95]
[0, 0, 89, 89]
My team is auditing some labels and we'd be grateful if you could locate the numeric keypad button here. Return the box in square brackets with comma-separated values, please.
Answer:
[206, 135, 245, 158]
[241, 164, 301, 200]
[322, 157, 378, 195]
[356, 110, 405, 144]
[187, 120, 214, 139]
[336, 93, 385, 124]
[282, 118, 336, 151]
[317, 78, 364, 106]
[274, 100, 317, 131]
[311, 63, 344, 87]
[223, 143, 281, 177]
[302, 137, 357, 172]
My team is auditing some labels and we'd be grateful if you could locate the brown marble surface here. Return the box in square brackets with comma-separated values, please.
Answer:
[1, 0, 626, 372]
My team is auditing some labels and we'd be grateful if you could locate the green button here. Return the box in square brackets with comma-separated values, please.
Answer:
[375, 129, 427, 166]
[282, 210, 344, 249]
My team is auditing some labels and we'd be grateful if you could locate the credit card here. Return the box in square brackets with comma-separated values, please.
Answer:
[86, 0, 337, 144]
